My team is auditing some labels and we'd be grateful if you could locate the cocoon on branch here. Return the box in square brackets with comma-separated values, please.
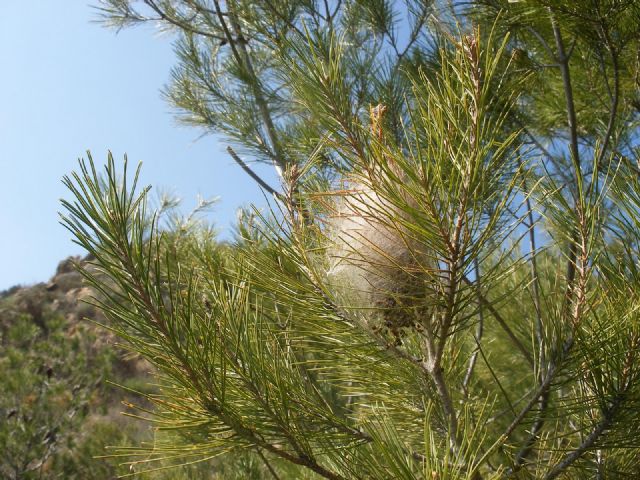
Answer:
[326, 105, 437, 342]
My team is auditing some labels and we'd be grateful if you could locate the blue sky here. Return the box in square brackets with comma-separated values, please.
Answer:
[0, 1, 278, 290]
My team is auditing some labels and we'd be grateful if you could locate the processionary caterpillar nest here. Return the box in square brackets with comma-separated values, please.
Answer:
[327, 105, 437, 343]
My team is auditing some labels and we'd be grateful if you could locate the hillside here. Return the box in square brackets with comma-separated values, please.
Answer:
[0, 256, 153, 478]
[0, 257, 280, 480]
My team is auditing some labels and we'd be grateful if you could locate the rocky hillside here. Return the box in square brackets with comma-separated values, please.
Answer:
[0, 256, 158, 479]
[2, 256, 97, 333]
[0, 255, 150, 380]
[0, 257, 276, 480]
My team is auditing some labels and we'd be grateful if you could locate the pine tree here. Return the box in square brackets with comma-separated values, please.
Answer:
[61, 1, 640, 478]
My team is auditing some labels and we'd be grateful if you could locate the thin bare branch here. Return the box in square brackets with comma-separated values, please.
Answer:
[143, 0, 225, 40]
[594, 25, 620, 172]
[525, 26, 555, 59]
[398, 4, 430, 61]
[549, 8, 582, 325]
[462, 275, 534, 368]
[509, 164, 548, 470]
[256, 448, 282, 480]
[227, 146, 285, 200]
[543, 394, 624, 480]
[212, 0, 288, 177]
[550, 11, 581, 174]
[463, 259, 484, 397]
[501, 336, 573, 443]
[259, 0, 306, 38]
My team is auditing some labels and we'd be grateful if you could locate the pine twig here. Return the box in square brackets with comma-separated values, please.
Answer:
[550, 10, 581, 174]
[212, 0, 287, 177]
[143, 0, 225, 41]
[463, 259, 484, 396]
[227, 146, 285, 201]
[594, 24, 620, 173]
[462, 275, 534, 367]
[500, 336, 574, 446]
[550, 8, 583, 338]
[543, 394, 624, 480]
[256, 448, 282, 480]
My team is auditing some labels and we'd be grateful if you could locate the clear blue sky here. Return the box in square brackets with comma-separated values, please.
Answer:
[0, 1, 278, 290]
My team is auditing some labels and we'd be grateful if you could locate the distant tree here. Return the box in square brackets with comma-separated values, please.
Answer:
[62, 1, 640, 478]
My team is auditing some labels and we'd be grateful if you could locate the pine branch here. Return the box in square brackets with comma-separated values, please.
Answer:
[256, 448, 282, 480]
[212, 0, 288, 176]
[462, 259, 484, 397]
[501, 336, 574, 443]
[143, 0, 225, 40]
[550, 9, 584, 337]
[462, 275, 534, 367]
[594, 23, 620, 172]
[549, 10, 581, 174]
[509, 162, 547, 470]
[543, 393, 624, 480]
[226, 146, 284, 200]
[66, 5, 640, 477]
[259, 0, 305, 38]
